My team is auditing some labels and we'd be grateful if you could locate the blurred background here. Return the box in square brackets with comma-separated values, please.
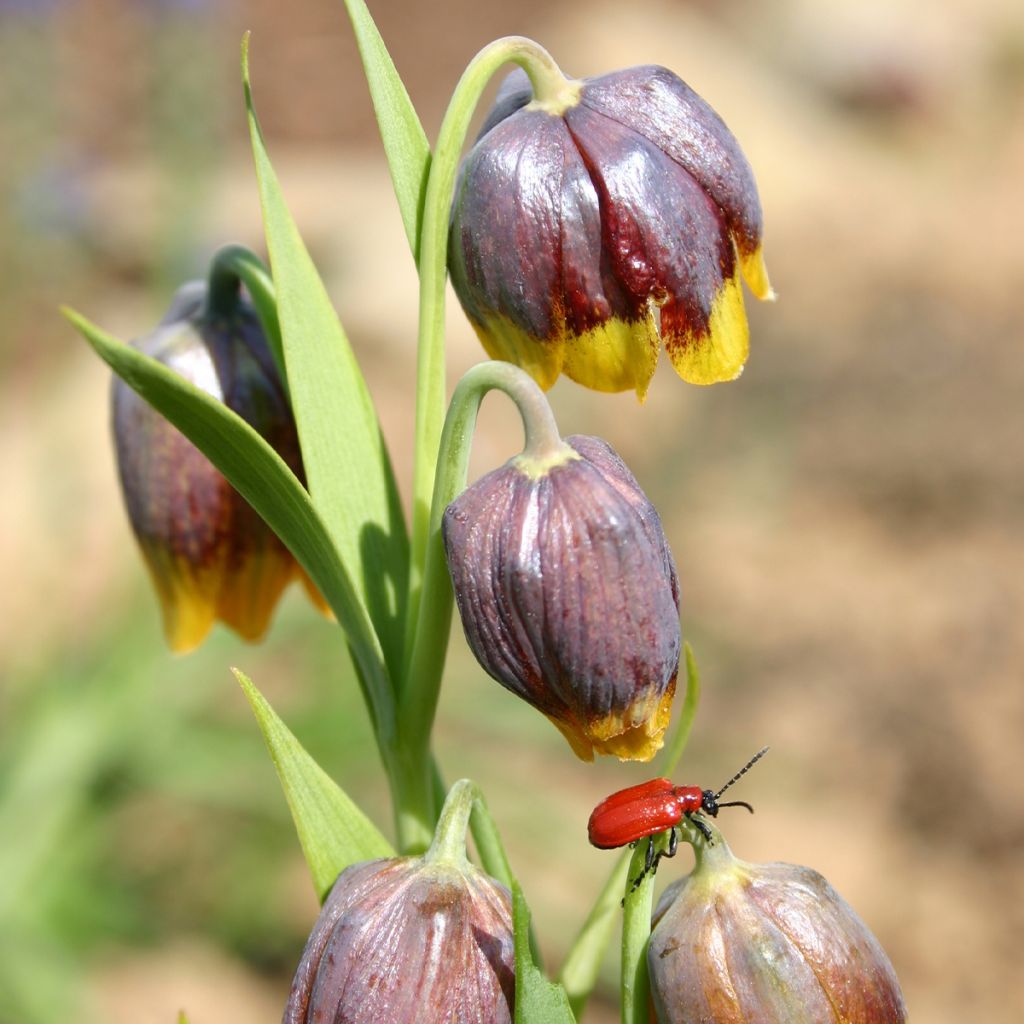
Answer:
[2, 0, 1023, 1021]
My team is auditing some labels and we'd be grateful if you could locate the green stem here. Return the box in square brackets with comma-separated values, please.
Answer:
[620, 831, 676, 1024]
[425, 778, 476, 867]
[391, 744, 437, 855]
[397, 362, 565, 778]
[407, 35, 572, 668]
[204, 243, 285, 384]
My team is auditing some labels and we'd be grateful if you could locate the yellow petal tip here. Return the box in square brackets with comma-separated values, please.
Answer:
[550, 678, 676, 763]
[141, 541, 295, 653]
[562, 312, 659, 398]
[740, 246, 774, 302]
[666, 275, 750, 386]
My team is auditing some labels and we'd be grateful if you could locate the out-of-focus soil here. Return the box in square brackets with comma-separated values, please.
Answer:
[4, 0, 1024, 1021]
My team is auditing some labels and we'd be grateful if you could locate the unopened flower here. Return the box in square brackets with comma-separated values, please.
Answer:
[284, 782, 514, 1024]
[648, 838, 907, 1024]
[112, 281, 321, 652]
[449, 65, 772, 399]
[443, 434, 680, 762]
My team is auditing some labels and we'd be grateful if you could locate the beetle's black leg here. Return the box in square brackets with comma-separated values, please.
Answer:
[666, 826, 679, 859]
[623, 830, 679, 904]
[689, 812, 715, 845]
[648, 826, 680, 877]
[624, 838, 655, 899]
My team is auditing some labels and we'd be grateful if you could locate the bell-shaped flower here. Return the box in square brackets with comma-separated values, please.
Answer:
[443, 434, 680, 761]
[648, 837, 907, 1023]
[112, 281, 321, 652]
[284, 782, 514, 1024]
[449, 65, 773, 399]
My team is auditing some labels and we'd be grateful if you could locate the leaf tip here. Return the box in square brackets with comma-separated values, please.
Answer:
[232, 666, 260, 708]
[60, 305, 88, 333]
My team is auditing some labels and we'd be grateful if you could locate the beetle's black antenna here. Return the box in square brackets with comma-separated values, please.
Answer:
[715, 747, 769, 799]
[716, 799, 755, 813]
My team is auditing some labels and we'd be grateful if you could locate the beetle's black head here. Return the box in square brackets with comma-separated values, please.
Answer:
[702, 789, 756, 817]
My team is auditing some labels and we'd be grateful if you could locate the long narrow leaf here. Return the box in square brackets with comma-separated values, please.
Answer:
[243, 36, 409, 680]
[514, 884, 577, 1024]
[335, 0, 430, 256]
[64, 309, 394, 736]
[559, 852, 631, 1018]
[236, 669, 393, 900]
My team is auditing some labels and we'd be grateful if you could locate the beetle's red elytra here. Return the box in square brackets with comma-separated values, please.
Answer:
[588, 747, 769, 895]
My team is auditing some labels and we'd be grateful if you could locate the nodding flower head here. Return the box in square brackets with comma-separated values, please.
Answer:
[449, 64, 772, 400]
[284, 782, 514, 1024]
[112, 281, 323, 652]
[443, 433, 680, 762]
[648, 838, 908, 1024]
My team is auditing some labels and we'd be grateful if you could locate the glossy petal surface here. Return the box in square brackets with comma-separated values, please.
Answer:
[449, 65, 770, 396]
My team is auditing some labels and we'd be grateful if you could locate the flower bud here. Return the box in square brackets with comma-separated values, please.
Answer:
[442, 434, 680, 762]
[284, 783, 514, 1024]
[112, 281, 320, 652]
[648, 840, 907, 1024]
[449, 65, 773, 399]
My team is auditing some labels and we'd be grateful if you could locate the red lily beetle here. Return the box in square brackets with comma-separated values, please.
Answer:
[588, 747, 768, 893]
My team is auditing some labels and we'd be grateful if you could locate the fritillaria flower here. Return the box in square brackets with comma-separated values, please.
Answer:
[648, 838, 908, 1024]
[443, 433, 680, 762]
[449, 64, 773, 399]
[112, 281, 320, 652]
[284, 782, 514, 1024]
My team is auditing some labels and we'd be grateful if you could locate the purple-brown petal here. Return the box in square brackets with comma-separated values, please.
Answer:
[563, 102, 749, 383]
[649, 849, 908, 1024]
[578, 65, 765, 269]
[284, 858, 514, 1024]
[443, 437, 680, 761]
[112, 283, 313, 651]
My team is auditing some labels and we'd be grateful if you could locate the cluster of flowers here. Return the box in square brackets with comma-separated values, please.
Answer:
[110, 60, 905, 1024]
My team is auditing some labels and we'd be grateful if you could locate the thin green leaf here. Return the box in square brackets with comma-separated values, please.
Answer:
[559, 851, 631, 1019]
[64, 309, 394, 735]
[243, 36, 409, 681]
[335, 0, 430, 256]
[513, 883, 577, 1024]
[468, 788, 543, 968]
[468, 794, 515, 895]
[235, 669, 393, 901]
